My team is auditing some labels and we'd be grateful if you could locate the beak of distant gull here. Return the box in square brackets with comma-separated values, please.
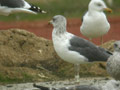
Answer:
[104, 8, 112, 13]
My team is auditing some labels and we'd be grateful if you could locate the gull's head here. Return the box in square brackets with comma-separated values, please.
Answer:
[89, 0, 112, 13]
[50, 15, 67, 28]
[114, 41, 120, 52]
[102, 80, 120, 90]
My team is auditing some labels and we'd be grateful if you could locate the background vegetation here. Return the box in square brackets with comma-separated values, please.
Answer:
[0, 0, 119, 21]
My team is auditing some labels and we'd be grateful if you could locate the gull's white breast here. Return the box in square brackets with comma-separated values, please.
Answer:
[80, 12, 110, 38]
[52, 31, 88, 64]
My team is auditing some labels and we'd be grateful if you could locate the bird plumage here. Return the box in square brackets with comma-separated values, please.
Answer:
[80, 0, 111, 41]
[107, 41, 120, 80]
[0, 0, 46, 16]
[51, 15, 111, 64]
[51, 15, 112, 81]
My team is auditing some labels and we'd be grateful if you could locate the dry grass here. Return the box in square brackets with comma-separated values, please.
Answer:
[0, 29, 115, 84]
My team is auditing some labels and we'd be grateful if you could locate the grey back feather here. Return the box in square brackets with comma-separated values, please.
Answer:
[0, 0, 24, 8]
[69, 36, 111, 62]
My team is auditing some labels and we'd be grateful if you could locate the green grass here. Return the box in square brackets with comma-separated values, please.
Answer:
[0, 73, 33, 84]
[0, 74, 20, 84]
[0, 0, 120, 21]
[0, 0, 89, 21]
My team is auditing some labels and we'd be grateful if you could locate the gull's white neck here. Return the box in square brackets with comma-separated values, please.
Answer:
[88, 9, 104, 16]
[113, 51, 120, 55]
[52, 25, 67, 36]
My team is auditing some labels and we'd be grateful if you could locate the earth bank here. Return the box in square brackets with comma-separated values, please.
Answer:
[0, 29, 114, 84]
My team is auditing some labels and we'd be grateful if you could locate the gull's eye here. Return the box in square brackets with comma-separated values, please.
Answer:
[114, 44, 118, 47]
[96, 3, 102, 7]
[53, 18, 56, 22]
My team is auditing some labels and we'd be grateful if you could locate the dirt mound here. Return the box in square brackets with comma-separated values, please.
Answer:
[0, 29, 55, 67]
[0, 29, 115, 84]
[0, 29, 58, 83]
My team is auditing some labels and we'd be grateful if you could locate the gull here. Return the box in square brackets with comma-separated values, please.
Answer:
[102, 80, 120, 90]
[80, 0, 112, 44]
[50, 15, 112, 82]
[107, 41, 120, 80]
[0, 0, 46, 16]
[34, 80, 120, 90]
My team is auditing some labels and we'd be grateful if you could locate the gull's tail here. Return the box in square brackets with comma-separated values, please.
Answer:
[29, 4, 47, 14]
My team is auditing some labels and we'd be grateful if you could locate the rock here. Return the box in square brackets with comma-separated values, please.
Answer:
[33, 80, 120, 90]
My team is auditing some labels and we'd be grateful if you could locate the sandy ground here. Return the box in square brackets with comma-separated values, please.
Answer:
[0, 16, 120, 45]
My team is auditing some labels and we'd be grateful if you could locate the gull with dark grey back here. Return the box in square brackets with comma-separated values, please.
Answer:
[50, 15, 112, 82]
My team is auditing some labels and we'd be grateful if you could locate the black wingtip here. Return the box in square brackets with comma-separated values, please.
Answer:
[29, 4, 47, 14]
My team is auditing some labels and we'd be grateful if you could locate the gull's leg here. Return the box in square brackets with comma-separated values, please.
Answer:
[101, 36, 103, 45]
[74, 64, 80, 82]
